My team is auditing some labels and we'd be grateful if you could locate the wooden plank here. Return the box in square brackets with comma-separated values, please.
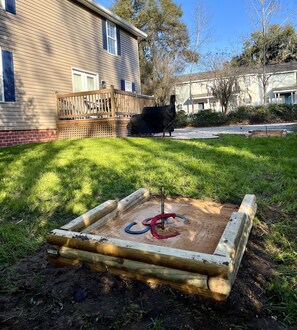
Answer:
[60, 200, 118, 232]
[57, 118, 115, 126]
[248, 130, 286, 138]
[115, 111, 139, 116]
[82, 188, 150, 233]
[87, 263, 226, 301]
[214, 212, 246, 258]
[110, 85, 116, 117]
[46, 256, 226, 301]
[56, 89, 112, 98]
[114, 89, 155, 99]
[58, 246, 209, 289]
[228, 215, 253, 285]
[81, 209, 119, 234]
[46, 229, 230, 276]
[238, 194, 257, 221]
[47, 255, 81, 267]
[214, 194, 256, 285]
[57, 113, 113, 120]
[55, 92, 60, 120]
[117, 188, 150, 212]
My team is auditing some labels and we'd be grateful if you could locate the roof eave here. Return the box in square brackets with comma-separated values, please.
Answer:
[75, 0, 147, 39]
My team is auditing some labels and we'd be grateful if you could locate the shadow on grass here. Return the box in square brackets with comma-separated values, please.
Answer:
[0, 135, 296, 263]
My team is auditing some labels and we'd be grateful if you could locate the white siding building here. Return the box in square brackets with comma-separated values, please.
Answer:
[175, 62, 297, 113]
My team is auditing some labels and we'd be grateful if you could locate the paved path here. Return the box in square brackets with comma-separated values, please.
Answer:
[168, 123, 297, 139]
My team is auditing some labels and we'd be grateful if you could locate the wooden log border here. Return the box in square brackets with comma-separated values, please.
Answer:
[60, 188, 150, 233]
[47, 229, 230, 277]
[247, 129, 287, 138]
[46, 190, 257, 300]
[59, 246, 209, 289]
[60, 200, 118, 232]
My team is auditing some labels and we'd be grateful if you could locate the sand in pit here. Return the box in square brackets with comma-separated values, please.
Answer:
[92, 197, 238, 254]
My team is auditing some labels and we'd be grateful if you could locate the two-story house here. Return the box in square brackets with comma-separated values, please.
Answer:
[175, 62, 297, 113]
[0, 0, 147, 146]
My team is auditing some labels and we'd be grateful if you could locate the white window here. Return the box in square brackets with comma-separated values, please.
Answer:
[0, 0, 5, 10]
[121, 79, 136, 93]
[107, 21, 117, 55]
[72, 69, 99, 92]
[198, 103, 204, 110]
[125, 80, 133, 92]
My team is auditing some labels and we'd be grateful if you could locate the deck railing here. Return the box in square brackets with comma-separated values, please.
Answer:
[56, 86, 155, 120]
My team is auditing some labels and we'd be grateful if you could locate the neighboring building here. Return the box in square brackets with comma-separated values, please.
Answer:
[0, 0, 146, 146]
[175, 62, 297, 114]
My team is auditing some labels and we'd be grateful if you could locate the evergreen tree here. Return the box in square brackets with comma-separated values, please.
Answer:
[112, 0, 197, 104]
[232, 24, 297, 66]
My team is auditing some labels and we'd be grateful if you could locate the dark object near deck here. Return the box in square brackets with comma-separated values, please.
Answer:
[129, 95, 176, 137]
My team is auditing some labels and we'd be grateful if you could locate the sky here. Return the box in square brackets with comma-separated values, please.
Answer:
[95, 0, 297, 57]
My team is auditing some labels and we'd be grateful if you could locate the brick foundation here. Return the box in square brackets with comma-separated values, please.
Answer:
[0, 118, 132, 147]
[0, 129, 57, 147]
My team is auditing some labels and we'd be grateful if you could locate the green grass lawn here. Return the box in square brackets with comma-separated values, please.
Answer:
[0, 135, 296, 323]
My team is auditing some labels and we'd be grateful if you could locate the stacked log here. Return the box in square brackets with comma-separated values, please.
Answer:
[46, 188, 256, 301]
[248, 129, 286, 137]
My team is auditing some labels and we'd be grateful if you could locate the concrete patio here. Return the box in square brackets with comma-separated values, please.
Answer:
[167, 123, 297, 139]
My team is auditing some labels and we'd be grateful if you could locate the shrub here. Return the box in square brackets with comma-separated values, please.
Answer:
[249, 106, 271, 124]
[268, 104, 297, 121]
[174, 110, 188, 128]
[227, 104, 297, 125]
[190, 110, 227, 127]
[227, 106, 251, 124]
[174, 104, 297, 128]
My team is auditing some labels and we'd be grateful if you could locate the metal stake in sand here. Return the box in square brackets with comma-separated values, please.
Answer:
[160, 186, 165, 230]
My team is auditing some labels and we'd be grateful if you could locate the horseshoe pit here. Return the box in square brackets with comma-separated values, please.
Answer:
[46, 188, 257, 300]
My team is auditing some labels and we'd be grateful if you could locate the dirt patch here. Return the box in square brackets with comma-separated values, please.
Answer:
[1, 223, 293, 330]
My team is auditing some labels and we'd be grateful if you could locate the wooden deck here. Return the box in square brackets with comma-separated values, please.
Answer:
[55, 87, 155, 139]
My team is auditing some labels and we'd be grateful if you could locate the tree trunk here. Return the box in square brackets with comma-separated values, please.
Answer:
[223, 103, 228, 114]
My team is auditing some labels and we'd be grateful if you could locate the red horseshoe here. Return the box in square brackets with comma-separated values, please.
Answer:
[150, 213, 180, 239]
[142, 217, 171, 226]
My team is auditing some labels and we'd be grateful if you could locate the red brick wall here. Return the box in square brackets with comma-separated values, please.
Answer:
[0, 129, 57, 147]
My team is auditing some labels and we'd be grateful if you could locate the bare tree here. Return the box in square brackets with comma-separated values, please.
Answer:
[153, 53, 179, 105]
[247, 0, 281, 104]
[205, 54, 240, 114]
[187, 0, 212, 113]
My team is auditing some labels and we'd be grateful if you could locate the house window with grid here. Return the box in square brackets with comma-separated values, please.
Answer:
[0, 50, 3, 102]
[0, 48, 16, 102]
[107, 21, 117, 55]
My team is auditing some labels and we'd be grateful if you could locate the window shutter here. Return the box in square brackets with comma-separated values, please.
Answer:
[102, 18, 107, 50]
[120, 79, 125, 91]
[116, 26, 121, 56]
[5, 0, 16, 14]
[2, 50, 16, 102]
[132, 82, 136, 93]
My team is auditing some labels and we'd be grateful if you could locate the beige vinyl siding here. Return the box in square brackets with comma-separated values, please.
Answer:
[0, 0, 141, 130]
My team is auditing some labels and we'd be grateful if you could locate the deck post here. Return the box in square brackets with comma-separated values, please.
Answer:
[110, 85, 116, 118]
[55, 91, 60, 120]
